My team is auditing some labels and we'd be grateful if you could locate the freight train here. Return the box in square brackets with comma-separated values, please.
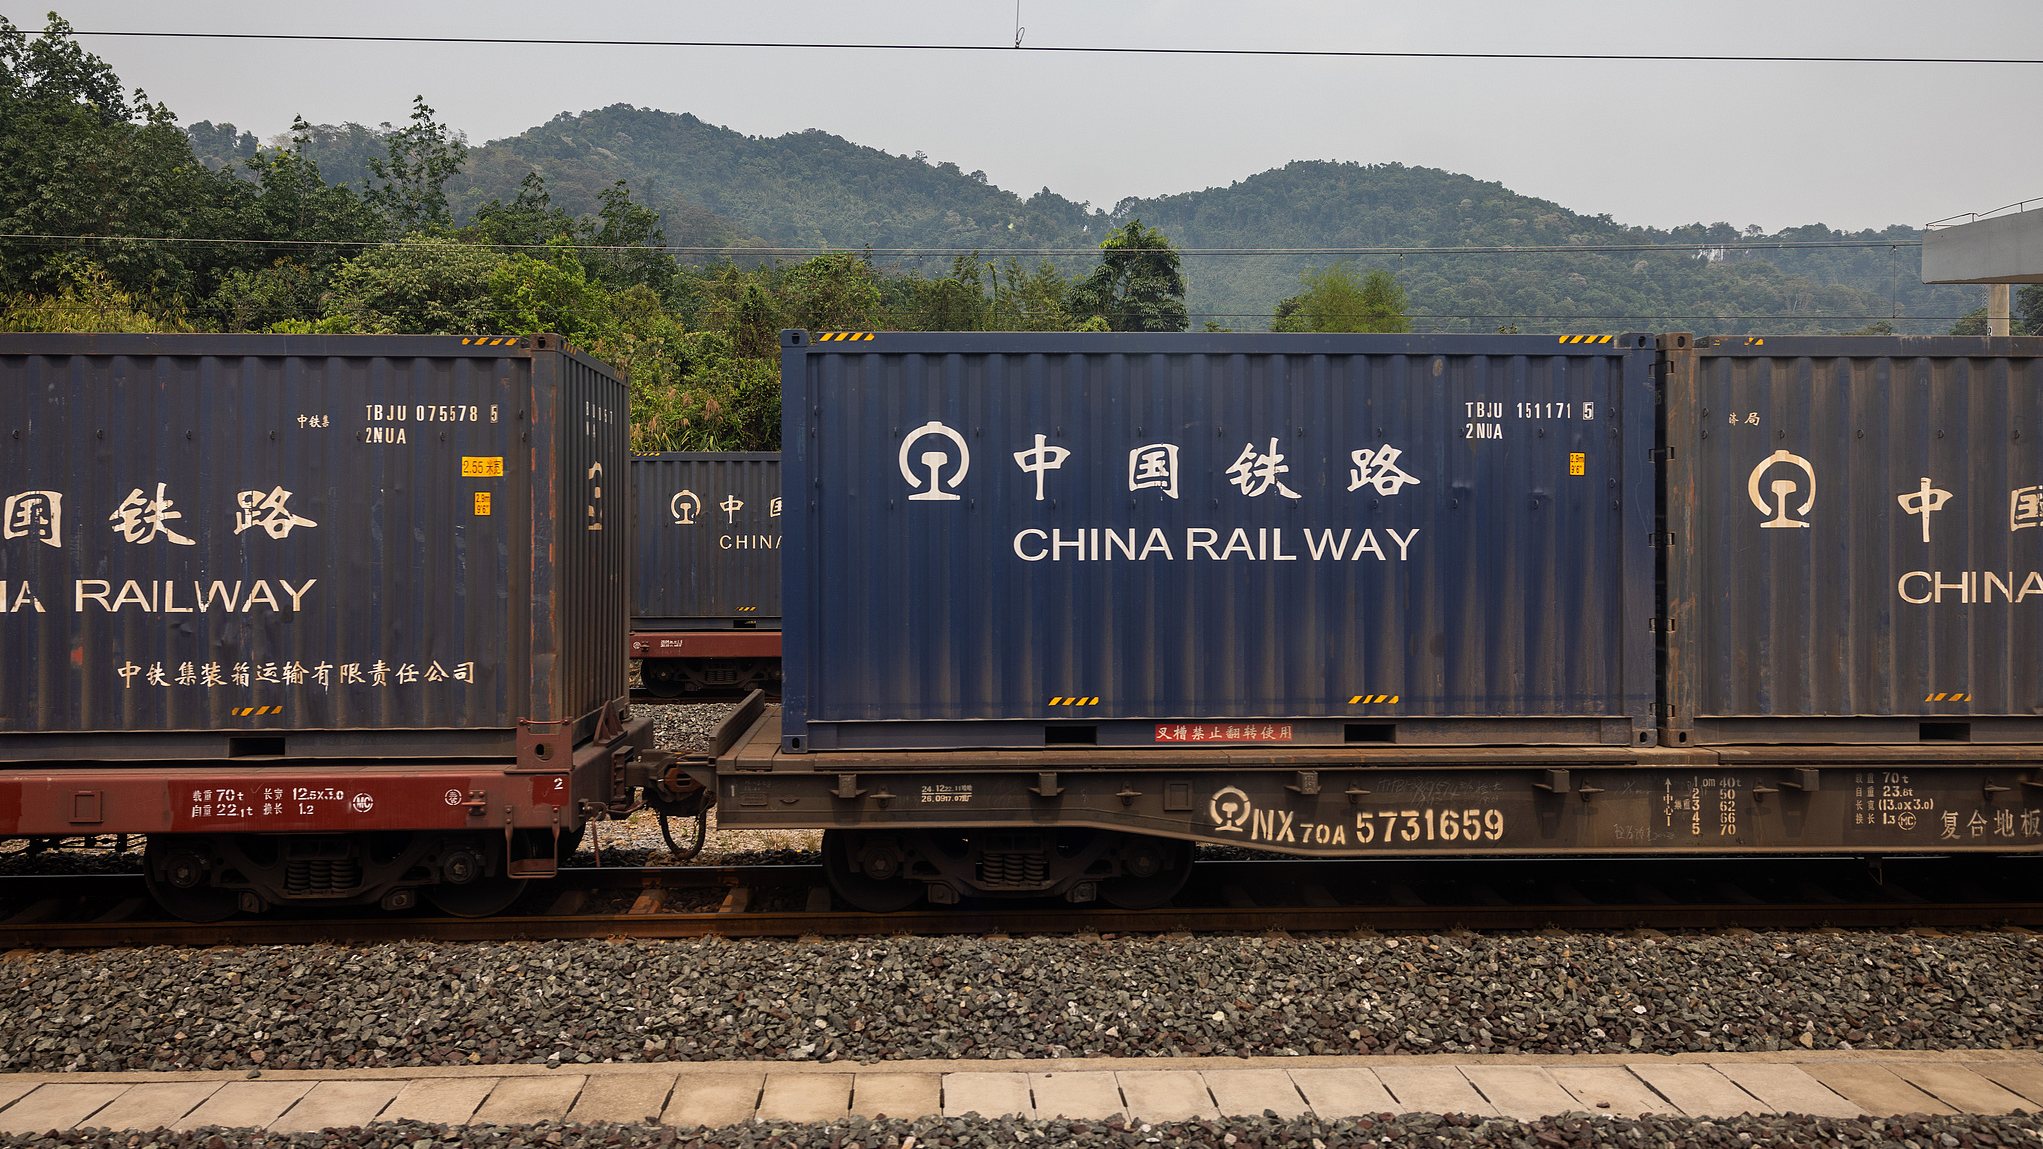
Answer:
[3, 330, 2040, 920]
[628, 452, 781, 699]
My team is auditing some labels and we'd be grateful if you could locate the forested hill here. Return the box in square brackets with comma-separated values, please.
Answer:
[449, 105, 1105, 258]
[419, 105, 1977, 334]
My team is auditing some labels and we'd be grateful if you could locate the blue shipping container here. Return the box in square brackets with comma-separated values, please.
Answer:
[1660, 333, 2043, 745]
[631, 453, 782, 627]
[780, 331, 1659, 751]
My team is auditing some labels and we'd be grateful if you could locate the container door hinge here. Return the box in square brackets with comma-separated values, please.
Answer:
[1650, 617, 1676, 632]
[831, 774, 866, 800]
[1287, 770, 1321, 796]
[1780, 769, 1820, 792]
[1115, 784, 1142, 807]
[1535, 769, 1569, 793]
[1650, 532, 1676, 548]
[1345, 783, 1371, 804]
[1650, 446, 1674, 462]
[1984, 780, 2013, 801]
[1029, 772, 1064, 798]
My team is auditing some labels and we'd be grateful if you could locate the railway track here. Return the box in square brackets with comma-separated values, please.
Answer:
[0, 856, 2035, 949]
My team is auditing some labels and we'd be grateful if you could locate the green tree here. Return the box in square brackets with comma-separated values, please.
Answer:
[0, 13, 221, 301]
[695, 262, 781, 359]
[485, 240, 619, 348]
[908, 254, 989, 331]
[313, 236, 505, 334]
[469, 171, 575, 249]
[1065, 219, 1188, 332]
[778, 252, 882, 332]
[579, 180, 678, 302]
[365, 96, 467, 236]
[989, 257, 1074, 331]
[1272, 261, 1411, 333]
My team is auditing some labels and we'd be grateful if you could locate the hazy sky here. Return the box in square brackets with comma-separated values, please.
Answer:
[20, 0, 2043, 233]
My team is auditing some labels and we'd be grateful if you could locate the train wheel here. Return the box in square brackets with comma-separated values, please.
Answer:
[642, 660, 686, 698]
[426, 872, 526, 917]
[143, 839, 238, 922]
[822, 829, 923, 913]
[1099, 836, 1194, 909]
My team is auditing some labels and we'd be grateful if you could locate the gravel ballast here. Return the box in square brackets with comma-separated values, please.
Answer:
[2, 930, 2037, 1073]
[8, 1112, 2043, 1149]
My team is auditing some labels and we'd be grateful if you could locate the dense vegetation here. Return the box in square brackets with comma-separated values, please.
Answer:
[4, 14, 2038, 455]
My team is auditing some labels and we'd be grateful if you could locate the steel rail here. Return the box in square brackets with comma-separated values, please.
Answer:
[0, 900, 2036, 949]
[0, 859, 2036, 947]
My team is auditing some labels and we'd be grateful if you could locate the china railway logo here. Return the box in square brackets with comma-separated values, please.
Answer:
[443, 789, 463, 806]
[900, 421, 970, 501]
[1748, 450, 1816, 529]
[670, 490, 701, 525]
[1209, 786, 1252, 834]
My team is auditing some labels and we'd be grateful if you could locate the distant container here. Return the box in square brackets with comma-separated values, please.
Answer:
[0, 332, 628, 758]
[779, 330, 1660, 752]
[1659, 333, 2043, 744]
[630, 452, 782, 628]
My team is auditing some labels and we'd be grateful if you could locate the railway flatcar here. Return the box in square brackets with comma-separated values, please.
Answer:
[628, 452, 781, 697]
[0, 333, 666, 920]
[676, 329, 2043, 912]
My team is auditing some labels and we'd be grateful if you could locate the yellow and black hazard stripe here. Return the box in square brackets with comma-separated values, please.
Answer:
[232, 705, 284, 716]
[1048, 696, 1100, 706]
[460, 336, 520, 346]
[1556, 334, 1613, 345]
[1348, 694, 1401, 705]
[814, 332, 876, 342]
[1925, 692, 1971, 702]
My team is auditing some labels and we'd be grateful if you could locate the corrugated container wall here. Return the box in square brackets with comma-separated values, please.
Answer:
[630, 453, 782, 626]
[0, 333, 628, 754]
[1660, 333, 2043, 744]
[781, 330, 1659, 752]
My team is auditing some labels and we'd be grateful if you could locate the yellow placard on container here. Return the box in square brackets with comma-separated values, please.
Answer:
[1568, 452, 1586, 476]
[461, 456, 504, 477]
[474, 492, 492, 516]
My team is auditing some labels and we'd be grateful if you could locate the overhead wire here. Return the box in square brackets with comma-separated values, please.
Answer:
[0, 233, 1926, 257]
[0, 28, 2035, 66]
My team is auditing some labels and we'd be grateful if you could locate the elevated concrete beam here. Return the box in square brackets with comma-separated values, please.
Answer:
[1922, 211, 2043, 284]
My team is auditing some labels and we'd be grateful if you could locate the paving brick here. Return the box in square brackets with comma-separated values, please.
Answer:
[663, 1074, 764, 1128]
[850, 1073, 941, 1119]
[1798, 1063, 1954, 1117]
[942, 1073, 1032, 1119]
[270, 1080, 403, 1132]
[1973, 1063, 2043, 1110]
[174, 1082, 313, 1132]
[567, 1073, 678, 1126]
[1374, 1066, 1498, 1117]
[1461, 1066, 1581, 1121]
[0, 1085, 129, 1133]
[1627, 1064, 1763, 1118]
[472, 1076, 586, 1126]
[1117, 1072, 1218, 1123]
[1713, 1064, 1858, 1119]
[757, 1074, 852, 1123]
[1886, 1063, 2032, 1116]
[383, 1078, 497, 1126]
[1029, 1072, 1124, 1120]
[1547, 1066, 1681, 1117]
[0, 1080, 42, 1114]
[85, 1082, 221, 1131]
[1287, 1068, 1395, 1119]
[1204, 1070, 1310, 1119]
